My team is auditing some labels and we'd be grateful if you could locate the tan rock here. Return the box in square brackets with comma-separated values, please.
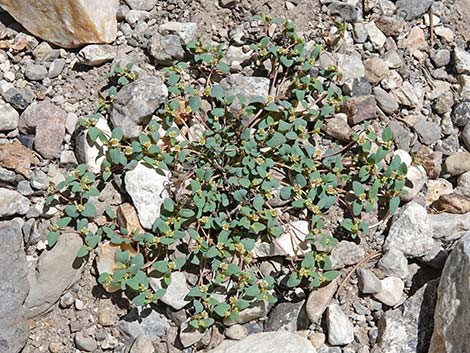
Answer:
[305, 279, 338, 323]
[0, 141, 36, 177]
[432, 193, 470, 214]
[0, 0, 119, 48]
[117, 203, 144, 234]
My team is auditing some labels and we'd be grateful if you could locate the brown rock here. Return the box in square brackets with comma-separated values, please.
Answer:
[0, 141, 36, 177]
[0, 0, 119, 48]
[415, 146, 442, 179]
[399, 26, 427, 59]
[322, 113, 354, 142]
[19, 101, 66, 159]
[305, 279, 338, 323]
[375, 16, 406, 37]
[432, 193, 470, 214]
[117, 203, 144, 234]
[342, 95, 377, 125]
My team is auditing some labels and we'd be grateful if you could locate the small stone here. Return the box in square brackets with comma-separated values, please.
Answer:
[378, 248, 409, 279]
[306, 280, 338, 323]
[432, 193, 470, 214]
[148, 33, 185, 65]
[225, 324, 248, 340]
[326, 303, 354, 346]
[414, 120, 441, 145]
[220, 75, 270, 112]
[373, 277, 404, 307]
[149, 272, 190, 310]
[375, 16, 406, 37]
[3, 87, 34, 111]
[393, 81, 421, 108]
[432, 49, 451, 68]
[75, 332, 97, 352]
[385, 202, 434, 259]
[445, 152, 470, 176]
[98, 300, 118, 326]
[0, 103, 19, 131]
[25, 63, 47, 81]
[78, 44, 115, 66]
[364, 57, 389, 84]
[0, 188, 30, 217]
[400, 165, 427, 202]
[219, 0, 238, 8]
[158, 22, 198, 45]
[383, 50, 403, 69]
[309, 332, 325, 349]
[415, 146, 442, 179]
[75, 118, 110, 173]
[117, 203, 144, 234]
[48, 342, 62, 353]
[426, 179, 453, 206]
[328, 2, 362, 22]
[322, 113, 354, 142]
[48, 58, 66, 78]
[330, 241, 365, 269]
[343, 95, 376, 125]
[454, 48, 470, 75]
[357, 268, 382, 294]
[265, 300, 308, 332]
[452, 101, 470, 127]
[59, 292, 74, 308]
[373, 87, 398, 114]
[396, 0, 431, 20]
[399, 26, 426, 59]
[110, 76, 168, 138]
[129, 334, 154, 353]
[223, 301, 270, 326]
[365, 22, 386, 49]
[125, 0, 155, 11]
[117, 307, 169, 343]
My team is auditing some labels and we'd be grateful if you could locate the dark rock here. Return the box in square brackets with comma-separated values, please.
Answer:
[265, 300, 309, 332]
[328, 2, 362, 22]
[0, 220, 29, 353]
[396, 0, 432, 20]
[342, 95, 376, 125]
[3, 87, 34, 111]
[349, 77, 372, 97]
[414, 120, 441, 145]
[452, 101, 470, 127]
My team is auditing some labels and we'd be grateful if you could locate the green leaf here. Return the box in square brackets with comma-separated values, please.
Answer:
[382, 126, 393, 142]
[56, 217, 72, 229]
[179, 208, 195, 218]
[287, 272, 301, 287]
[87, 126, 100, 142]
[188, 96, 200, 112]
[253, 194, 264, 211]
[65, 205, 79, 218]
[216, 61, 231, 73]
[154, 260, 169, 273]
[163, 198, 175, 213]
[214, 302, 230, 317]
[251, 222, 266, 233]
[389, 196, 400, 214]
[77, 245, 89, 258]
[266, 132, 287, 148]
[211, 108, 225, 117]
[82, 202, 97, 218]
[352, 181, 365, 196]
[280, 56, 294, 67]
[47, 231, 59, 247]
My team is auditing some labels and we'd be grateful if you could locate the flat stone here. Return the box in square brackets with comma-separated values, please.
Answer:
[110, 76, 168, 138]
[365, 22, 386, 50]
[321, 113, 354, 142]
[328, 2, 362, 22]
[343, 95, 376, 125]
[25, 64, 47, 81]
[364, 57, 389, 84]
[384, 202, 434, 259]
[393, 81, 421, 108]
[0, 141, 35, 177]
[0, 220, 29, 353]
[125, 0, 155, 11]
[372, 280, 438, 353]
[74, 332, 97, 352]
[306, 280, 338, 323]
[209, 332, 316, 353]
[373, 277, 404, 307]
[3, 86, 34, 111]
[0, 188, 29, 217]
[220, 74, 270, 111]
[432, 193, 470, 214]
[125, 162, 170, 229]
[415, 145, 442, 179]
[378, 248, 409, 279]
[265, 300, 308, 332]
[414, 120, 441, 145]
[78, 44, 115, 66]
[357, 268, 382, 294]
[24, 233, 84, 318]
[223, 301, 270, 326]
[327, 303, 354, 346]
[429, 234, 470, 353]
[330, 241, 365, 269]
[225, 325, 247, 340]
[149, 272, 190, 310]
[0, 0, 119, 48]
[445, 152, 470, 176]
[159, 22, 198, 45]
[374, 87, 398, 114]
[19, 101, 67, 159]
[399, 26, 426, 59]
[118, 307, 169, 343]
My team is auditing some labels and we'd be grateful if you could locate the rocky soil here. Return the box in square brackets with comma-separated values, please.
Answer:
[1, 0, 470, 353]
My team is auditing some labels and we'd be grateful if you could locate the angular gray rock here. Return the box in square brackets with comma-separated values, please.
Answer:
[0, 188, 30, 217]
[378, 248, 409, 279]
[149, 271, 190, 310]
[78, 44, 115, 66]
[372, 280, 438, 353]
[25, 233, 84, 317]
[159, 22, 198, 45]
[373, 277, 404, 307]
[148, 33, 185, 65]
[429, 234, 470, 353]
[129, 334, 154, 353]
[454, 48, 470, 75]
[110, 76, 168, 138]
[265, 300, 309, 332]
[117, 307, 170, 343]
[124, 162, 170, 229]
[384, 202, 435, 259]
[223, 301, 270, 326]
[374, 87, 398, 114]
[306, 280, 338, 323]
[220, 74, 270, 111]
[327, 303, 354, 346]
[0, 220, 29, 353]
[209, 331, 316, 353]
[357, 268, 382, 294]
[396, 0, 431, 20]
[330, 241, 365, 269]
[429, 212, 470, 242]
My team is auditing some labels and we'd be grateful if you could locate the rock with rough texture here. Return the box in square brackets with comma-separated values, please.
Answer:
[378, 249, 409, 279]
[225, 325, 248, 340]
[220, 75, 270, 111]
[78, 44, 115, 66]
[343, 95, 376, 125]
[125, 0, 155, 11]
[372, 280, 438, 353]
[327, 304, 354, 346]
[24, 233, 84, 317]
[330, 241, 365, 269]
[224, 301, 270, 326]
[384, 202, 434, 259]
[452, 101, 470, 127]
[400, 165, 427, 202]
[209, 331, 316, 353]
[254, 220, 309, 257]
[444, 152, 470, 176]
[396, 0, 431, 20]
[0, 221, 29, 353]
[0, 188, 30, 217]
[117, 307, 170, 343]
[159, 22, 198, 45]
[129, 334, 154, 353]
[365, 22, 386, 50]
[110, 76, 168, 138]
[265, 300, 308, 332]
[373, 277, 404, 307]
[124, 162, 170, 229]
[148, 33, 185, 65]
[364, 57, 389, 84]
[357, 268, 382, 294]
[0, 0, 119, 48]
[19, 101, 67, 159]
[0, 142, 35, 177]
[328, 2, 362, 22]
[374, 87, 398, 114]
[432, 193, 470, 214]
[74, 333, 97, 352]
[306, 280, 338, 323]
[454, 48, 470, 75]
[322, 114, 354, 142]
[429, 234, 470, 353]
[0, 102, 19, 131]
[149, 272, 190, 310]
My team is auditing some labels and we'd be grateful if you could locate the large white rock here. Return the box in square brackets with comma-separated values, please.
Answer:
[149, 272, 190, 310]
[209, 332, 316, 353]
[0, 0, 119, 48]
[428, 234, 470, 353]
[125, 163, 170, 229]
[75, 118, 111, 174]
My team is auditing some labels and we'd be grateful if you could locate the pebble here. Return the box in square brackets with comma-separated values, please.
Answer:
[78, 44, 116, 66]
[74, 332, 98, 352]
[0, 188, 30, 217]
[432, 49, 451, 68]
[374, 87, 398, 114]
[452, 101, 470, 127]
[364, 57, 390, 84]
[129, 334, 154, 353]
[328, 2, 362, 22]
[306, 280, 338, 323]
[330, 241, 365, 269]
[373, 277, 404, 307]
[148, 33, 185, 65]
[326, 303, 354, 346]
[59, 292, 74, 308]
[25, 63, 47, 81]
[225, 324, 248, 340]
[378, 248, 409, 279]
[0, 103, 19, 131]
[357, 268, 382, 294]
[3, 86, 34, 110]
[445, 152, 470, 176]
[343, 95, 377, 125]
[454, 48, 470, 74]
[365, 22, 386, 49]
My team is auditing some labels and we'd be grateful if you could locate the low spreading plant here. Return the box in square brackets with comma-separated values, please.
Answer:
[47, 15, 407, 331]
